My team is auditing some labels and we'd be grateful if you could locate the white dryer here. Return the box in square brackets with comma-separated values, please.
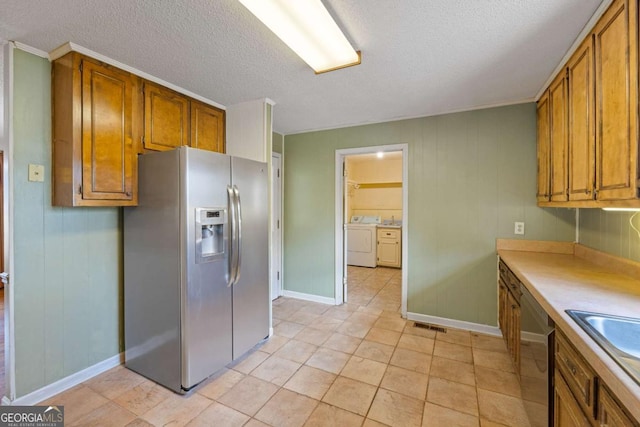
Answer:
[346, 216, 380, 268]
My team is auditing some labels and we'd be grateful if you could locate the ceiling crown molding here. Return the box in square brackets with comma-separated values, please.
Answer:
[10, 41, 48, 58]
[48, 42, 227, 110]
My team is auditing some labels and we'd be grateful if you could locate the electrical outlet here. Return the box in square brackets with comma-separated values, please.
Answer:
[514, 222, 525, 235]
[28, 164, 45, 182]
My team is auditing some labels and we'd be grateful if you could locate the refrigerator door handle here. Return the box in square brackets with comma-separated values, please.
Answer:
[233, 185, 242, 285]
[227, 185, 237, 287]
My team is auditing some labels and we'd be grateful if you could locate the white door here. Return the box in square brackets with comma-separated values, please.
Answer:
[342, 158, 349, 302]
[1, 42, 14, 401]
[271, 153, 282, 300]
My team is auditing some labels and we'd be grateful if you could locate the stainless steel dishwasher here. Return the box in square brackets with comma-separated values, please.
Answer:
[520, 282, 555, 426]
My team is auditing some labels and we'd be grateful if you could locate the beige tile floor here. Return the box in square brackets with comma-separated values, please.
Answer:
[39, 267, 544, 426]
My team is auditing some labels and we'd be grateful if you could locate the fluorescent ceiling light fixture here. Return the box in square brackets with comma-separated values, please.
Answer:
[238, 0, 361, 73]
[376, 152, 384, 159]
[602, 207, 640, 212]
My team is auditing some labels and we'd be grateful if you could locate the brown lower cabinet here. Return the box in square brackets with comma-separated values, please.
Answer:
[554, 330, 638, 426]
[499, 258, 638, 426]
[507, 288, 521, 373]
[498, 260, 521, 375]
[599, 385, 638, 427]
[555, 370, 592, 427]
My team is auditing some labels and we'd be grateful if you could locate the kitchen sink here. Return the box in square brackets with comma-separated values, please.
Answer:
[566, 310, 640, 386]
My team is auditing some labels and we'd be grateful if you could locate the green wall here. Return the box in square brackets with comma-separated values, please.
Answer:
[13, 45, 635, 396]
[272, 132, 283, 154]
[13, 49, 122, 397]
[283, 103, 576, 325]
[579, 209, 640, 262]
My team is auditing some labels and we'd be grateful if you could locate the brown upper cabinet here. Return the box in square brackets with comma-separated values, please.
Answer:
[594, 0, 638, 202]
[537, 91, 551, 202]
[537, 0, 640, 207]
[52, 52, 139, 206]
[142, 81, 225, 154]
[549, 72, 569, 202]
[143, 81, 190, 151]
[190, 100, 225, 153]
[567, 36, 595, 201]
[52, 52, 227, 207]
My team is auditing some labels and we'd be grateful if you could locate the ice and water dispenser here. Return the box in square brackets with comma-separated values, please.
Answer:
[196, 208, 225, 263]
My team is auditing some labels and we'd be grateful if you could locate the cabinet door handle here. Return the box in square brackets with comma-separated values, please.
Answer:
[562, 355, 578, 375]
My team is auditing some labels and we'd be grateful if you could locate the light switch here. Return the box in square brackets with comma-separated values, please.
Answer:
[28, 164, 45, 182]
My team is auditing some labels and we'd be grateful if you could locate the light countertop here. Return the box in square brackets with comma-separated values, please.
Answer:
[496, 239, 640, 422]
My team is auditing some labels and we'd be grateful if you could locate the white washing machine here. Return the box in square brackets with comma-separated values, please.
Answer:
[346, 216, 380, 268]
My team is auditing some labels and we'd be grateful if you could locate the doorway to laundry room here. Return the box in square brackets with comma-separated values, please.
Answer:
[334, 144, 408, 316]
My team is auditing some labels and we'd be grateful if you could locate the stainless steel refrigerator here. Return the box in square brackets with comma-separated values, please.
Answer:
[124, 146, 269, 393]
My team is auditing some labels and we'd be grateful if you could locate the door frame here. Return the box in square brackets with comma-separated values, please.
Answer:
[1, 41, 16, 402]
[334, 143, 409, 316]
[270, 152, 282, 300]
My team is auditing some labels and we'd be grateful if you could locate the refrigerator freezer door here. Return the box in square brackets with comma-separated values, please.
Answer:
[124, 150, 182, 392]
[182, 148, 233, 390]
[231, 157, 270, 358]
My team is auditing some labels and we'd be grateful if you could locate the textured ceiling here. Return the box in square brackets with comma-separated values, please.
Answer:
[0, 0, 603, 135]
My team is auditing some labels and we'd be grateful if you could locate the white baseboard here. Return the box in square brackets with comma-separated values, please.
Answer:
[521, 331, 547, 344]
[282, 290, 336, 306]
[4, 353, 124, 406]
[407, 312, 502, 337]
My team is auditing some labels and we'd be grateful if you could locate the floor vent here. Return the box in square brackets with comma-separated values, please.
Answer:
[413, 322, 447, 333]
